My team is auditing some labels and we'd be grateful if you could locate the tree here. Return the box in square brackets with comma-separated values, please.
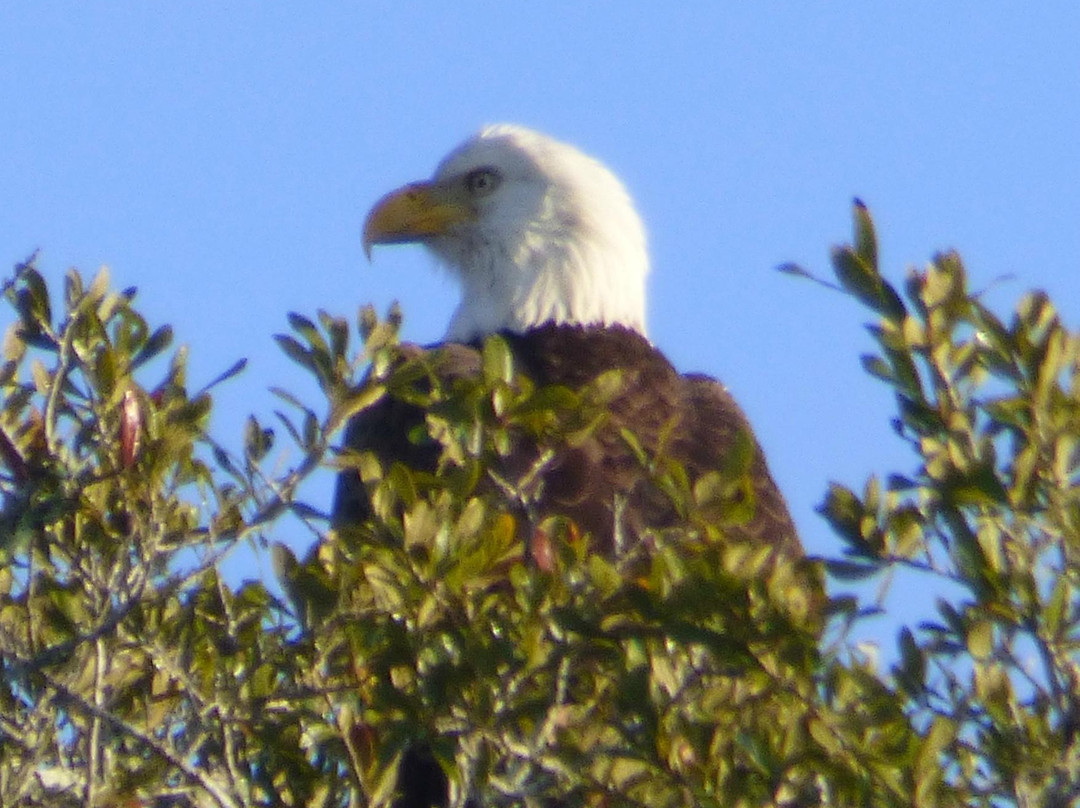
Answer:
[0, 204, 1076, 806]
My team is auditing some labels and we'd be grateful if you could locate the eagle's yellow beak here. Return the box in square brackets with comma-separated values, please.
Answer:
[362, 181, 474, 260]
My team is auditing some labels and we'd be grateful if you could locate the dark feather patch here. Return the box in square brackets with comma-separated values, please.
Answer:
[331, 324, 811, 808]
[332, 324, 801, 558]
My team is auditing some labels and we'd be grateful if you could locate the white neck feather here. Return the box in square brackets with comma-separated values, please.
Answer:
[430, 125, 650, 342]
[441, 213, 649, 342]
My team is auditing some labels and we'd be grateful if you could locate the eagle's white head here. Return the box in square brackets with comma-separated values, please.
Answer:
[362, 125, 649, 342]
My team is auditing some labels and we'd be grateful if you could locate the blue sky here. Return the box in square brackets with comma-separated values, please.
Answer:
[3, 5, 1079, 633]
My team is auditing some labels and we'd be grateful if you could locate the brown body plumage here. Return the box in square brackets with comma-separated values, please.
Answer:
[333, 323, 800, 561]
[333, 125, 809, 808]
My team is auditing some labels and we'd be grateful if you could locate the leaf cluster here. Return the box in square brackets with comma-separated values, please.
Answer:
[0, 258, 322, 807]
[801, 203, 1080, 806]
[3, 198, 1078, 808]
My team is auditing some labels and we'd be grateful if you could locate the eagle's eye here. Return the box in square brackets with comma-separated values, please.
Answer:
[464, 167, 501, 197]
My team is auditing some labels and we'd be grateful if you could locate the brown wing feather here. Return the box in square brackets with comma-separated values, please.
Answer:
[331, 342, 481, 529]
[679, 373, 802, 555]
[333, 325, 802, 561]
[332, 326, 811, 808]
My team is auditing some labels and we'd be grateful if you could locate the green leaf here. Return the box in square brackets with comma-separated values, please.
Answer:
[276, 333, 312, 371]
[198, 357, 248, 394]
[831, 241, 905, 322]
[288, 311, 332, 361]
[965, 619, 993, 660]
[775, 262, 816, 281]
[824, 559, 880, 580]
[897, 394, 945, 435]
[19, 265, 53, 327]
[884, 345, 924, 399]
[776, 261, 844, 294]
[894, 627, 926, 697]
[244, 415, 274, 462]
[818, 483, 870, 551]
[481, 334, 514, 385]
[861, 353, 894, 384]
[915, 717, 956, 804]
[287, 311, 318, 339]
[940, 463, 1009, 508]
[1044, 575, 1069, 637]
[831, 246, 876, 304]
[131, 324, 174, 369]
[63, 267, 85, 309]
[320, 310, 350, 360]
[852, 198, 878, 273]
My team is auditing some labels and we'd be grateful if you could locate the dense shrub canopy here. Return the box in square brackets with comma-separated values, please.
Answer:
[0, 205, 1077, 806]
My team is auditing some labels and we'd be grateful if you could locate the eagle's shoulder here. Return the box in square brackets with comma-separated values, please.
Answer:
[333, 325, 802, 563]
[331, 341, 483, 529]
[679, 372, 801, 556]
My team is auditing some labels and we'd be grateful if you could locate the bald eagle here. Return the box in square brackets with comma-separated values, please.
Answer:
[333, 124, 800, 561]
[333, 125, 806, 808]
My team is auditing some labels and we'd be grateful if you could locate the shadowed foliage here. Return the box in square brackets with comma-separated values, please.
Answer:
[1, 204, 1077, 806]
